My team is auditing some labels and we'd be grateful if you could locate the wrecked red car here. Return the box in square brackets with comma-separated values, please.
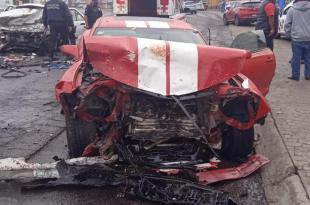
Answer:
[55, 16, 275, 203]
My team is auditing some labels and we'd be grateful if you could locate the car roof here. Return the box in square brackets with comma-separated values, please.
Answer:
[240, 1, 261, 3]
[16, 4, 80, 11]
[17, 3, 44, 8]
[96, 16, 194, 30]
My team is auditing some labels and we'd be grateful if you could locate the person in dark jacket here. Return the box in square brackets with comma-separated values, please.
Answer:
[255, 0, 279, 50]
[85, 0, 103, 29]
[42, 0, 74, 60]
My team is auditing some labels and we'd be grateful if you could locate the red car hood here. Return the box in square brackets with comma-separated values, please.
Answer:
[85, 36, 251, 96]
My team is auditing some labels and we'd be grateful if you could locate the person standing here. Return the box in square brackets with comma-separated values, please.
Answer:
[285, 0, 310, 81]
[85, 0, 103, 29]
[42, 0, 73, 60]
[255, 0, 279, 51]
[221, 0, 226, 13]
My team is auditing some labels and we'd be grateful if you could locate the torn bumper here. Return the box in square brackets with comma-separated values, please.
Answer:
[196, 154, 269, 184]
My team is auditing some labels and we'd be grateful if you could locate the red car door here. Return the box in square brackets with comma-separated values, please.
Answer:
[231, 31, 276, 96]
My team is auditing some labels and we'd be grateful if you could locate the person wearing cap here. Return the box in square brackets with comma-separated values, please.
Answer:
[85, 0, 103, 29]
[285, 0, 310, 81]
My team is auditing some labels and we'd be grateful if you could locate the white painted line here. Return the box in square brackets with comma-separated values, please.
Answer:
[137, 38, 167, 95]
[169, 41, 198, 95]
[125, 20, 147, 28]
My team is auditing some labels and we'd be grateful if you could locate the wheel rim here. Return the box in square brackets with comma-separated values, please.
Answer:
[235, 17, 239, 25]
[223, 16, 227, 24]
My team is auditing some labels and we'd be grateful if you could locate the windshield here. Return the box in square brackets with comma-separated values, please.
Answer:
[0, 7, 43, 27]
[241, 2, 260, 8]
[94, 28, 206, 44]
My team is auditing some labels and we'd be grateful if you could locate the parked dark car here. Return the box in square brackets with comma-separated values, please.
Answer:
[223, 1, 260, 26]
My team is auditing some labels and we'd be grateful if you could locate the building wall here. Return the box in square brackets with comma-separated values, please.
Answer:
[208, 0, 220, 8]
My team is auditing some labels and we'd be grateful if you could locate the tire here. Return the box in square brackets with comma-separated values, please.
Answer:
[234, 16, 241, 26]
[223, 15, 229, 26]
[65, 112, 97, 158]
[37, 36, 51, 56]
[221, 125, 254, 162]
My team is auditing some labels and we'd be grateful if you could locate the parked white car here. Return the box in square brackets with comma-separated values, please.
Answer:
[277, 2, 293, 38]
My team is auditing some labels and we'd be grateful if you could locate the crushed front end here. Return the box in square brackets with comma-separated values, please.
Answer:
[0, 27, 45, 53]
[56, 36, 271, 204]
[59, 63, 269, 186]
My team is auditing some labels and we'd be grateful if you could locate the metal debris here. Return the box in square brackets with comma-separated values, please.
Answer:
[0, 157, 237, 205]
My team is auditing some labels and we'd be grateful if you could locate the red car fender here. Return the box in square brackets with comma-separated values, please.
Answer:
[238, 74, 270, 120]
[55, 60, 83, 102]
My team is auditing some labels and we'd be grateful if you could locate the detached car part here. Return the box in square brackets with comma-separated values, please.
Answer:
[0, 157, 237, 205]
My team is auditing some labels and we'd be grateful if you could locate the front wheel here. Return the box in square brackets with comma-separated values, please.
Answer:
[37, 36, 51, 56]
[221, 125, 254, 162]
[65, 112, 97, 158]
[223, 15, 229, 26]
[234, 16, 241, 26]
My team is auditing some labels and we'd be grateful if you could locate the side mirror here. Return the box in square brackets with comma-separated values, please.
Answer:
[60, 45, 79, 60]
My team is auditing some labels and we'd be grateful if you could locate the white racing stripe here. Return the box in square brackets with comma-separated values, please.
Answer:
[137, 38, 167, 95]
[125, 20, 147, 28]
[169, 41, 198, 95]
[147, 21, 170, 28]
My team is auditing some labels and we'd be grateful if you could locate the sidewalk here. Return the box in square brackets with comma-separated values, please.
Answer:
[267, 39, 310, 199]
[226, 19, 310, 203]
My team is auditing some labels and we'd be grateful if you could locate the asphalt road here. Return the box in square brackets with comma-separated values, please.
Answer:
[0, 10, 281, 205]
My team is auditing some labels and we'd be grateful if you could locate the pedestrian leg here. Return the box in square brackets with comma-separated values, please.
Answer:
[290, 41, 302, 80]
[264, 32, 274, 51]
[304, 41, 310, 80]
[49, 25, 58, 60]
[59, 25, 69, 46]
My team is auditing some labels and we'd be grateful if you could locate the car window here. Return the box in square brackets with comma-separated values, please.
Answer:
[70, 10, 77, 21]
[241, 2, 260, 8]
[283, 6, 291, 15]
[76, 12, 84, 21]
[94, 28, 206, 44]
[230, 30, 267, 52]
[233, 2, 240, 8]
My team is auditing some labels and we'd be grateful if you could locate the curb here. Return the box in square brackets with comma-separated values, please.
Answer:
[256, 116, 310, 205]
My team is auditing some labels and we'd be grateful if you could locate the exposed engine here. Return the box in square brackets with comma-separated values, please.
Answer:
[60, 66, 261, 171]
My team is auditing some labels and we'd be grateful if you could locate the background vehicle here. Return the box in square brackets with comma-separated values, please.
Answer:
[196, 0, 205, 10]
[4, 5, 15, 11]
[223, 0, 260, 26]
[277, 2, 293, 38]
[202, 0, 208, 10]
[0, 4, 85, 55]
[113, 0, 184, 16]
[182, 1, 198, 14]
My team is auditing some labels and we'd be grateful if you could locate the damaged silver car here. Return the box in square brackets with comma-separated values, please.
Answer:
[0, 4, 85, 55]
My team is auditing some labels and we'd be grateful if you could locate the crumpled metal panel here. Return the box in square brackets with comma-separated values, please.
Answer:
[85, 36, 251, 96]
[196, 154, 270, 184]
